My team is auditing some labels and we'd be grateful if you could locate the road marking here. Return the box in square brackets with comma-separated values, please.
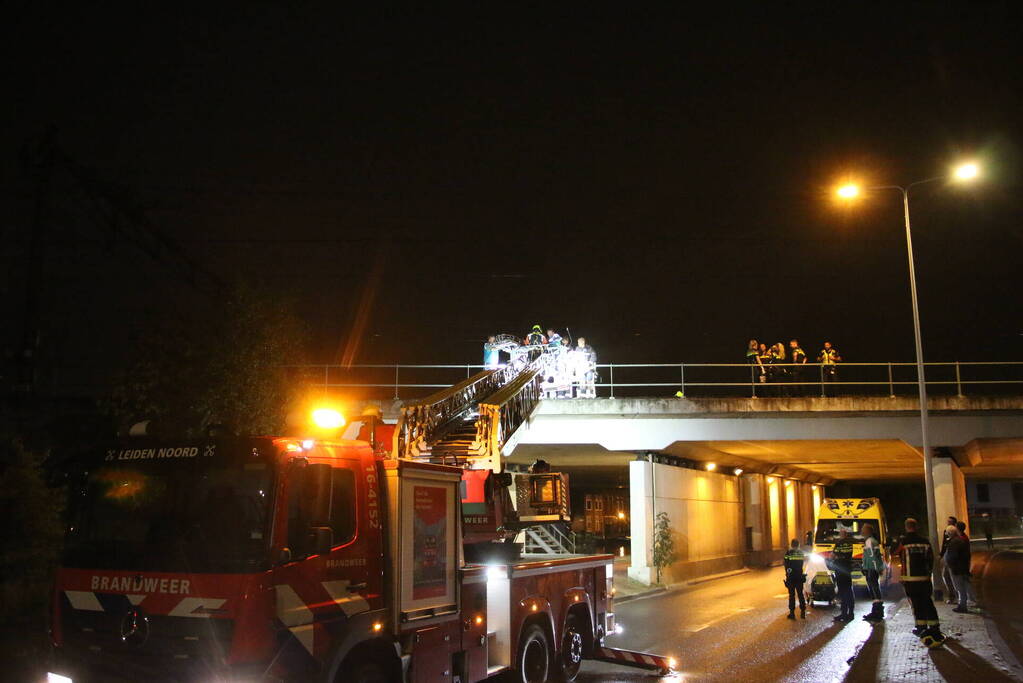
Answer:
[682, 607, 753, 632]
[773, 593, 788, 599]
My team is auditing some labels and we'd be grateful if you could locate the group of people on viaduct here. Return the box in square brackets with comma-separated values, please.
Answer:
[747, 338, 842, 396]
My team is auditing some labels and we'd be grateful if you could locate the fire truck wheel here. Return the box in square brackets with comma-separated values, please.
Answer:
[516, 623, 551, 683]
[556, 613, 585, 682]
[348, 659, 389, 683]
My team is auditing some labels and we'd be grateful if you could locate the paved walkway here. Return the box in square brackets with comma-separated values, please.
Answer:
[845, 598, 1021, 681]
[846, 549, 1023, 682]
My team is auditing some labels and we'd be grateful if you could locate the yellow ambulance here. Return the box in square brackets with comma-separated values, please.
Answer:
[812, 497, 889, 591]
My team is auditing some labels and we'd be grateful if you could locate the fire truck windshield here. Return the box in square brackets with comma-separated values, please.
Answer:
[63, 461, 273, 573]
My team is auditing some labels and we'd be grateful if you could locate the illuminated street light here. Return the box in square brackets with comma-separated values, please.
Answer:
[954, 162, 979, 181]
[705, 462, 717, 472]
[830, 160, 982, 599]
[836, 184, 860, 199]
[733, 467, 743, 476]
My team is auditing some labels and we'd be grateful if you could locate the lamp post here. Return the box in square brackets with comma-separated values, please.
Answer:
[836, 161, 979, 596]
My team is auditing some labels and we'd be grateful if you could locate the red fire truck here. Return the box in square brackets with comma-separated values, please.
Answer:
[48, 426, 673, 681]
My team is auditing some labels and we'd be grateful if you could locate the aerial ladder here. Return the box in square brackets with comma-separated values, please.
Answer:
[391, 357, 571, 561]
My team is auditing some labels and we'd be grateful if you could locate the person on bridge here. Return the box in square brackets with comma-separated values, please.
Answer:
[828, 527, 855, 622]
[783, 539, 807, 619]
[546, 329, 563, 348]
[484, 335, 501, 369]
[574, 337, 597, 398]
[789, 339, 807, 396]
[526, 325, 546, 346]
[748, 340, 765, 395]
[948, 522, 977, 612]
[861, 523, 885, 622]
[768, 343, 788, 396]
[747, 339, 764, 374]
[895, 517, 946, 648]
[817, 342, 841, 396]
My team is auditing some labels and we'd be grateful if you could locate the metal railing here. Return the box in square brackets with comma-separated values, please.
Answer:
[523, 524, 576, 555]
[290, 361, 1023, 400]
[476, 365, 543, 462]
[394, 365, 514, 459]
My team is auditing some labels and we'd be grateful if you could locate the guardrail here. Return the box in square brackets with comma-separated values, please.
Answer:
[287, 361, 1023, 400]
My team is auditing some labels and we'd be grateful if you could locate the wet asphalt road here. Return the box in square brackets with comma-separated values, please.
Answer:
[577, 566, 902, 683]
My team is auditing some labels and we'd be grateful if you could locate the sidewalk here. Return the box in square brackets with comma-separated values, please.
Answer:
[612, 556, 665, 602]
[846, 598, 1022, 682]
[612, 556, 749, 602]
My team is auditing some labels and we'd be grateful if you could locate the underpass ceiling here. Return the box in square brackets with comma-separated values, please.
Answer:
[510, 438, 1023, 482]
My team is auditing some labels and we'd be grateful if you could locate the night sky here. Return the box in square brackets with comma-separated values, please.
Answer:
[4, 4, 1022, 393]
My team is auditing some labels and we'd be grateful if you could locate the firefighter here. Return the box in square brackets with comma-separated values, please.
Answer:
[526, 325, 546, 346]
[783, 539, 807, 619]
[817, 342, 842, 396]
[895, 518, 946, 648]
[861, 523, 885, 622]
[789, 339, 807, 396]
[828, 527, 855, 622]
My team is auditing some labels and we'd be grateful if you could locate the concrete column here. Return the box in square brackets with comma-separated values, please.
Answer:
[742, 474, 764, 552]
[628, 460, 654, 584]
[933, 457, 970, 533]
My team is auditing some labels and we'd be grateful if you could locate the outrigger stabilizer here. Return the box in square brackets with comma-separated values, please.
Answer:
[594, 646, 677, 675]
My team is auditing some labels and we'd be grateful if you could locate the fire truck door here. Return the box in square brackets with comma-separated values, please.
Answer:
[272, 460, 377, 664]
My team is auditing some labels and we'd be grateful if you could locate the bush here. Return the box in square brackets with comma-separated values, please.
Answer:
[0, 437, 64, 617]
[651, 511, 676, 584]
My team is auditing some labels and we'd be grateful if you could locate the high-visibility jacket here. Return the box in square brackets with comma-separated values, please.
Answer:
[818, 348, 840, 365]
[895, 531, 934, 582]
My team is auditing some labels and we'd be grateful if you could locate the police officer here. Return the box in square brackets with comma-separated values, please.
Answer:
[783, 539, 807, 619]
[789, 339, 807, 396]
[828, 527, 855, 622]
[895, 518, 946, 648]
[817, 342, 842, 397]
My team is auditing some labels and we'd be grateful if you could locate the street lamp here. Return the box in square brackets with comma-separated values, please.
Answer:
[835, 161, 980, 596]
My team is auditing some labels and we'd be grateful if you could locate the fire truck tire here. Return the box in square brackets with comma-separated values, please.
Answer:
[515, 623, 551, 683]
[555, 613, 585, 682]
[339, 643, 400, 683]
[345, 658, 392, 683]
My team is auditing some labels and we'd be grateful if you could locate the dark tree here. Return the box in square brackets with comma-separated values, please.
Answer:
[109, 282, 311, 437]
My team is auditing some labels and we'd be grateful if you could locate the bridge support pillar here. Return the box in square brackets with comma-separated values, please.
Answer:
[627, 458, 745, 585]
[627, 460, 655, 585]
[932, 455, 970, 534]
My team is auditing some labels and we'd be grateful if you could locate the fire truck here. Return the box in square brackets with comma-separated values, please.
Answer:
[48, 362, 673, 682]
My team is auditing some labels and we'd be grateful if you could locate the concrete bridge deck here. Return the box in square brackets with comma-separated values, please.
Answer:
[511, 395, 1023, 482]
